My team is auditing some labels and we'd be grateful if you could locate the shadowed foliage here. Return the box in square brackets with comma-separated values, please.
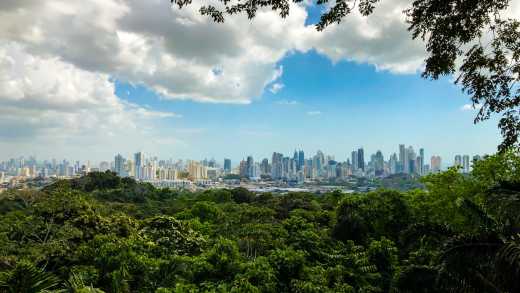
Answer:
[0, 151, 520, 291]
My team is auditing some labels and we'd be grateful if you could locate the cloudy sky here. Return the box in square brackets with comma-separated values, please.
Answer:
[0, 0, 514, 164]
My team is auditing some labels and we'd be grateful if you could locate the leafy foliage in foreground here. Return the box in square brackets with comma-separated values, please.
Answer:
[1, 151, 520, 292]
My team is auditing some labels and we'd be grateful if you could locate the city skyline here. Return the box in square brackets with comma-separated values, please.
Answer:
[1, 144, 482, 173]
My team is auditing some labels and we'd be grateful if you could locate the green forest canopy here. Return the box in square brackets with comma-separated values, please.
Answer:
[1, 150, 520, 292]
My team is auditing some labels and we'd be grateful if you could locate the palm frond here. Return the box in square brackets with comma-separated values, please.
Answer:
[0, 261, 61, 293]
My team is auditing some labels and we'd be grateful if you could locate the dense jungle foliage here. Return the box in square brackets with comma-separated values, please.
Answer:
[1, 151, 520, 293]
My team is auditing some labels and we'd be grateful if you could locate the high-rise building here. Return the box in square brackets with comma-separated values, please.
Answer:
[239, 159, 248, 177]
[260, 158, 270, 175]
[224, 158, 231, 174]
[304, 159, 313, 178]
[282, 157, 290, 178]
[134, 152, 145, 180]
[158, 168, 177, 180]
[454, 155, 462, 170]
[351, 151, 358, 172]
[462, 155, 470, 173]
[419, 148, 425, 175]
[271, 152, 283, 180]
[293, 150, 298, 170]
[405, 146, 416, 174]
[316, 150, 325, 175]
[208, 158, 216, 168]
[298, 150, 305, 171]
[114, 154, 126, 177]
[357, 148, 365, 171]
[399, 144, 406, 173]
[188, 160, 207, 179]
[389, 153, 398, 174]
[431, 155, 442, 173]
[374, 150, 384, 176]
[99, 161, 110, 172]
[246, 156, 254, 178]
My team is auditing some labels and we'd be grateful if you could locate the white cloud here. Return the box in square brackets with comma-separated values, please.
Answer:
[304, 0, 426, 74]
[0, 42, 178, 158]
[6, 0, 513, 158]
[460, 103, 482, 111]
[307, 111, 322, 116]
[269, 82, 285, 94]
[0, 0, 434, 105]
[275, 99, 299, 105]
[0, 0, 310, 104]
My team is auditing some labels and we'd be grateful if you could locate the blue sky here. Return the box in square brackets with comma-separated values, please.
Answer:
[115, 50, 500, 165]
[0, 0, 507, 165]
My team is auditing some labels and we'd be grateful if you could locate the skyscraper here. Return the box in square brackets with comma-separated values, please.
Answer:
[316, 150, 325, 174]
[239, 159, 248, 177]
[419, 148, 425, 175]
[454, 155, 462, 170]
[134, 152, 144, 180]
[271, 152, 283, 180]
[389, 153, 398, 174]
[114, 154, 125, 177]
[405, 146, 416, 174]
[188, 160, 207, 179]
[298, 150, 305, 171]
[462, 155, 470, 173]
[374, 150, 384, 176]
[224, 158, 231, 174]
[351, 151, 358, 172]
[431, 155, 442, 173]
[260, 158, 270, 175]
[246, 156, 254, 178]
[399, 144, 406, 173]
[357, 148, 365, 171]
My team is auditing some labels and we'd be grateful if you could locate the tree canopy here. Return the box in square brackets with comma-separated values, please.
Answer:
[1, 151, 520, 292]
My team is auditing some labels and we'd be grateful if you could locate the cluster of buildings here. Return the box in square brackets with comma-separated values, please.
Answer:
[234, 146, 481, 183]
[0, 146, 484, 192]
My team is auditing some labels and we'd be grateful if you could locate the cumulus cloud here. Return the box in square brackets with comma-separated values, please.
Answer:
[6, 0, 506, 158]
[0, 42, 177, 157]
[305, 0, 426, 74]
[0, 0, 433, 105]
[0, 0, 311, 104]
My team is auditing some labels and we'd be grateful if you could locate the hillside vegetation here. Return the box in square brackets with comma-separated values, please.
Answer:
[1, 151, 520, 292]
